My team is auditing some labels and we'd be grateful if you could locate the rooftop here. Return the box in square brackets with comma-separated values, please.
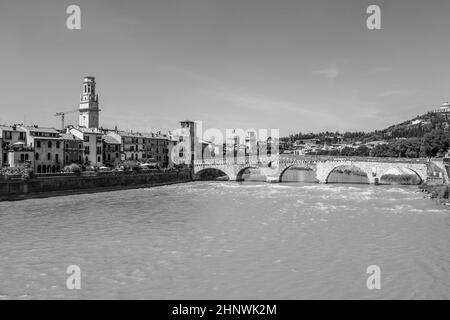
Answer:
[60, 133, 82, 141]
[20, 125, 59, 134]
[71, 127, 104, 135]
[0, 125, 26, 132]
[103, 135, 121, 145]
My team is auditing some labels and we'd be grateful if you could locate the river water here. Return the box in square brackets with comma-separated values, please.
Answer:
[0, 182, 449, 299]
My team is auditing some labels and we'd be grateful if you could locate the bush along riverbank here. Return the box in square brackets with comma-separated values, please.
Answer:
[419, 182, 450, 207]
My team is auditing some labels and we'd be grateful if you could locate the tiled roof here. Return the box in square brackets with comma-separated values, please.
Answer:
[71, 127, 104, 135]
[60, 133, 82, 141]
[103, 135, 121, 144]
[116, 131, 145, 138]
[21, 126, 59, 134]
[0, 125, 26, 132]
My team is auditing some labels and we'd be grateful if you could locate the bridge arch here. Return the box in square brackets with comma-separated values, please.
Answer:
[279, 163, 318, 183]
[326, 164, 370, 184]
[195, 167, 230, 181]
[379, 167, 423, 185]
[236, 166, 267, 182]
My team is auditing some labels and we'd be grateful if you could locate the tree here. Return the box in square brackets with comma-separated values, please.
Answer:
[354, 145, 370, 156]
[340, 147, 356, 156]
[62, 163, 81, 173]
[370, 144, 391, 157]
[420, 129, 450, 157]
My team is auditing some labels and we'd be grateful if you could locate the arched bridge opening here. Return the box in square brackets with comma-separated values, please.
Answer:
[236, 167, 267, 182]
[326, 165, 370, 184]
[195, 168, 230, 181]
[379, 167, 422, 185]
[279, 164, 318, 183]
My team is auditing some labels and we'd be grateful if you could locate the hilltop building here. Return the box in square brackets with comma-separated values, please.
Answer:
[433, 102, 450, 114]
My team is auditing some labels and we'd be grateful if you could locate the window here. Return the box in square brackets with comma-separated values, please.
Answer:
[56, 142, 60, 149]
[116, 153, 119, 158]
[25, 154, 29, 161]
[97, 156, 101, 162]
[47, 153, 51, 161]
[4, 131, 12, 140]
[65, 143, 69, 149]
[37, 141, 41, 148]
[55, 154, 59, 163]
[84, 136, 90, 142]
[48, 141, 52, 148]
[35, 153, 39, 160]
[19, 132, 25, 140]
[20, 154, 25, 161]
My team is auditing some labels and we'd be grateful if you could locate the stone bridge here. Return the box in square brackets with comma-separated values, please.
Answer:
[193, 155, 447, 184]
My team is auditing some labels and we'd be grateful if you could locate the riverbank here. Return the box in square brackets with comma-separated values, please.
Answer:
[0, 170, 192, 201]
[419, 182, 450, 207]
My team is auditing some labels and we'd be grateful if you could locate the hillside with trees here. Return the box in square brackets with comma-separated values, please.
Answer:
[282, 111, 450, 158]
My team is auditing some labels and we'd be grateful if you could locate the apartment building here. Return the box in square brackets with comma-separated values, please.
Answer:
[69, 127, 104, 167]
[20, 126, 63, 173]
[102, 134, 121, 167]
[60, 133, 84, 166]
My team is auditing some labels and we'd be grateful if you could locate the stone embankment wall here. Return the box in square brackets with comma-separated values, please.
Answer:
[0, 170, 192, 201]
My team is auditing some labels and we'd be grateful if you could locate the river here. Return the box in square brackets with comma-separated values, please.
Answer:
[0, 181, 449, 299]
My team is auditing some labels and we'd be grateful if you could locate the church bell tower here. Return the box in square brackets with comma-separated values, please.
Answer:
[79, 76, 100, 128]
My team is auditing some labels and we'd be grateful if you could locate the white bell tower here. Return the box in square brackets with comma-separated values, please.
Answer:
[79, 76, 100, 128]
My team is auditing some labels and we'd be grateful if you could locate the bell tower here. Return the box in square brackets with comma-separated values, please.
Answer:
[79, 76, 100, 128]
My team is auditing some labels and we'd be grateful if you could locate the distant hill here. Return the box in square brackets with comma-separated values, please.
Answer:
[282, 107, 450, 158]
[380, 111, 450, 141]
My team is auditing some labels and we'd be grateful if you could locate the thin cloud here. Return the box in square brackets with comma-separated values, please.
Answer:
[379, 90, 412, 98]
[313, 66, 340, 81]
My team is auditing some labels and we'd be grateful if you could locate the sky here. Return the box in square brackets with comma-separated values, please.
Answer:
[0, 0, 450, 136]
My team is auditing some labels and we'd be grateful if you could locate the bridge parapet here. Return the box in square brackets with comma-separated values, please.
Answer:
[194, 155, 277, 167]
[280, 154, 430, 165]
